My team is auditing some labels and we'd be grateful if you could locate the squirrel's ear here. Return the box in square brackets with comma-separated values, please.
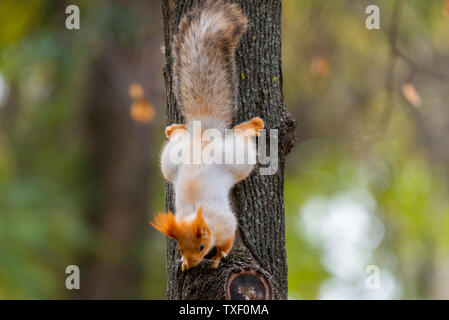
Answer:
[149, 212, 179, 240]
[196, 207, 203, 220]
[194, 207, 207, 238]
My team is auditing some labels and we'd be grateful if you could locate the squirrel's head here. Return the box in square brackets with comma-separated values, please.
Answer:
[149, 207, 212, 271]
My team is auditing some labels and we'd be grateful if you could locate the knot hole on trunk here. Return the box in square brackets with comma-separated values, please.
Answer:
[226, 269, 270, 300]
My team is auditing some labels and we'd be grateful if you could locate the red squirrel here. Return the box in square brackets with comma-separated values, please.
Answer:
[150, 0, 264, 271]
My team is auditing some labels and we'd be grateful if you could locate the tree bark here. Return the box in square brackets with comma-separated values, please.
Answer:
[162, 0, 295, 300]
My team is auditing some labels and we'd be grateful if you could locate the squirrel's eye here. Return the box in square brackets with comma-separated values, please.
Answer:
[200, 244, 205, 251]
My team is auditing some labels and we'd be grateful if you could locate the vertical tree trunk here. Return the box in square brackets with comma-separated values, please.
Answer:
[79, 0, 163, 299]
[81, 52, 151, 298]
[162, 0, 295, 300]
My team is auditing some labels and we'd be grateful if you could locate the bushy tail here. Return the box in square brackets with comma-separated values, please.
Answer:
[172, 0, 248, 127]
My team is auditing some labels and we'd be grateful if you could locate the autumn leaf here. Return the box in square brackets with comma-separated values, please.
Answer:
[128, 83, 144, 100]
[310, 56, 330, 77]
[131, 100, 155, 123]
[128, 82, 155, 123]
[402, 83, 422, 108]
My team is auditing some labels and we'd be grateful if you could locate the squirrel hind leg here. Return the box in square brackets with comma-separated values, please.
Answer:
[233, 117, 265, 136]
[161, 126, 186, 182]
[165, 123, 187, 139]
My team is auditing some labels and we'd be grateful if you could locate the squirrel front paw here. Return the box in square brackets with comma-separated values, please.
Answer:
[211, 259, 220, 269]
[210, 250, 229, 269]
[210, 238, 234, 269]
[233, 117, 265, 136]
[210, 251, 229, 269]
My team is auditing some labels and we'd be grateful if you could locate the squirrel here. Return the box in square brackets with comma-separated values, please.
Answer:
[150, 0, 264, 271]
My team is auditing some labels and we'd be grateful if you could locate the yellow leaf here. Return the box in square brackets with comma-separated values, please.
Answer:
[128, 83, 144, 100]
[131, 100, 155, 123]
[309, 56, 330, 77]
[402, 83, 422, 108]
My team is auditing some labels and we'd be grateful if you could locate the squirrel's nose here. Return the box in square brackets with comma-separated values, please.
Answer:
[188, 259, 200, 267]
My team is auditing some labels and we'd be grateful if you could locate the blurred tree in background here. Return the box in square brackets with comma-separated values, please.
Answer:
[283, 0, 449, 299]
[0, 0, 448, 299]
[0, 0, 167, 299]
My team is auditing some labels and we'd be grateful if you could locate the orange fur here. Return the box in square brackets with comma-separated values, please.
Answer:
[149, 212, 179, 240]
[150, 207, 213, 271]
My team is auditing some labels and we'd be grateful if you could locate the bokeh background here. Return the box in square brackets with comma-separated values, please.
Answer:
[1, 0, 449, 299]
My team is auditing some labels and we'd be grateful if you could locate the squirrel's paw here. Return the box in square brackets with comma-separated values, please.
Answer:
[211, 259, 221, 269]
[165, 123, 187, 139]
[210, 251, 228, 269]
[233, 117, 265, 136]
[181, 261, 189, 272]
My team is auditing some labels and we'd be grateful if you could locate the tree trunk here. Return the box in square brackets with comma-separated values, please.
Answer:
[162, 0, 296, 300]
[79, 0, 163, 298]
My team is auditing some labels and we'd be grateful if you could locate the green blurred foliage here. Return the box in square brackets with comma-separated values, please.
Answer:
[283, 0, 449, 299]
[0, 0, 166, 299]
